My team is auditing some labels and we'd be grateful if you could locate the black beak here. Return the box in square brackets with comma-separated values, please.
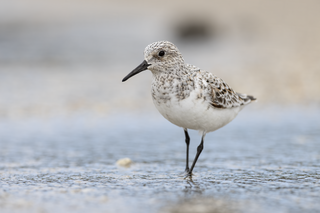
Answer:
[122, 60, 150, 82]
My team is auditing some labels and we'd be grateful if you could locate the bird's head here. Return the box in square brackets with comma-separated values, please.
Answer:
[122, 41, 184, 82]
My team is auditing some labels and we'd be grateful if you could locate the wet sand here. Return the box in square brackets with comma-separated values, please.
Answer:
[0, 109, 320, 213]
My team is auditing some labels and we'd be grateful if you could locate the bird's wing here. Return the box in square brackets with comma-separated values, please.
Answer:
[198, 71, 256, 109]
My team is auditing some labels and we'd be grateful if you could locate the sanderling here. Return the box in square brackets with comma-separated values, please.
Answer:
[122, 41, 256, 178]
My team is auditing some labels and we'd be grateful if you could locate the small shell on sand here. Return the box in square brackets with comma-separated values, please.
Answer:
[116, 158, 132, 167]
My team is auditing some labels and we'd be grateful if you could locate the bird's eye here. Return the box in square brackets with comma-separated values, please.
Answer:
[158, 50, 165, 57]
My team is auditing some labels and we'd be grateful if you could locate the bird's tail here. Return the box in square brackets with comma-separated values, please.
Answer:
[246, 95, 257, 101]
[237, 93, 257, 104]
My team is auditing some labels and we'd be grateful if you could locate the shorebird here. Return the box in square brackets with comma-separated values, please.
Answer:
[122, 41, 256, 178]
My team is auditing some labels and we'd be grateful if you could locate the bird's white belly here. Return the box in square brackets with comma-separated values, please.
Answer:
[153, 90, 242, 133]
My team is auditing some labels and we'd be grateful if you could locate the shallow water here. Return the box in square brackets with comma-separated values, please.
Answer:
[0, 108, 319, 213]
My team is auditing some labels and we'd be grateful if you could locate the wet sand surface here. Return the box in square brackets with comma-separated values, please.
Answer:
[0, 109, 319, 213]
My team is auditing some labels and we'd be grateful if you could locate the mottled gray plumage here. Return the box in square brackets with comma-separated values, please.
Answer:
[147, 41, 256, 110]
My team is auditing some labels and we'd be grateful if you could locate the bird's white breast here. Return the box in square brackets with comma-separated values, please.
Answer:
[151, 78, 242, 133]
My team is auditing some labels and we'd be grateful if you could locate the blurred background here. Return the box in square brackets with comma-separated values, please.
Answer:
[0, 0, 319, 118]
[1, 1, 320, 213]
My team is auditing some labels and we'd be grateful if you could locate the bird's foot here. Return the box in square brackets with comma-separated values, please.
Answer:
[179, 169, 192, 178]
[183, 171, 193, 179]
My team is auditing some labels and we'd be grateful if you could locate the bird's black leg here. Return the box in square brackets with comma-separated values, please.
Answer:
[187, 133, 206, 178]
[184, 128, 190, 173]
